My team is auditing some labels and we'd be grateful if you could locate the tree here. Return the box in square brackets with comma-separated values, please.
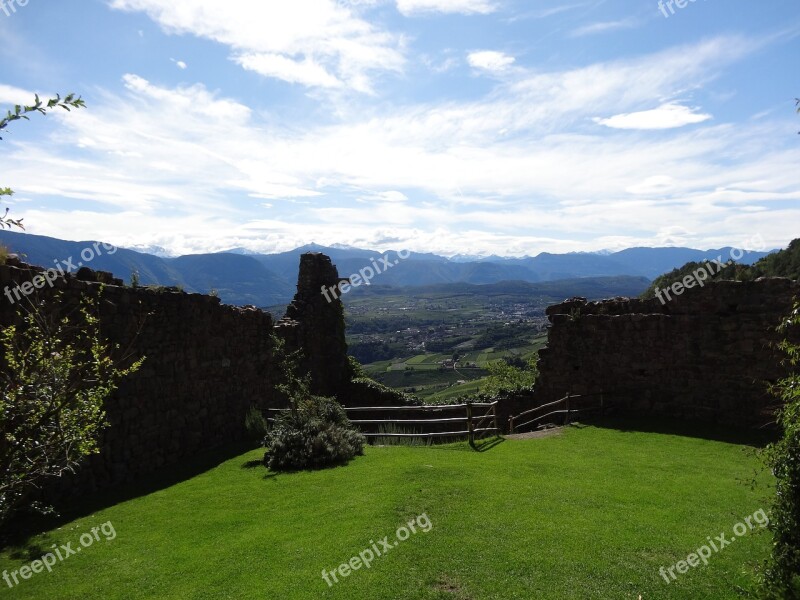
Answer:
[483, 356, 539, 397]
[761, 301, 800, 599]
[0, 93, 85, 230]
[0, 293, 144, 527]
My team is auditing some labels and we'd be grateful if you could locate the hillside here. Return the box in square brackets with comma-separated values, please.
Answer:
[642, 238, 798, 299]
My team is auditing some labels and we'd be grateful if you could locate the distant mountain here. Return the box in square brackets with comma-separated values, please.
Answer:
[0, 231, 779, 307]
[0, 231, 293, 306]
[346, 276, 652, 302]
[609, 247, 768, 279]
[123, 244, 176, 258]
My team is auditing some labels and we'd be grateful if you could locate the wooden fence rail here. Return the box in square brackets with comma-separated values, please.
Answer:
[508, 392, 607, 434]
[265, 401, 500, 447]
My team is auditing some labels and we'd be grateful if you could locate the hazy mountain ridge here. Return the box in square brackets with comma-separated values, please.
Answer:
[0, 231, 775, 306]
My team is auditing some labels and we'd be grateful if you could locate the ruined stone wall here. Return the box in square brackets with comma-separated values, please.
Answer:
[276, 252, 350, 397]
[531, 278, 799, 427]
[0, 257, 276, 497]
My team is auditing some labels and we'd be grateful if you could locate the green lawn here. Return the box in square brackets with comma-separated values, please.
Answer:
[0, 421, 774, 599]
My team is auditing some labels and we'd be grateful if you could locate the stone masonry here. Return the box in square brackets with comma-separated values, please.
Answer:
[275, 252, 350, 397]
[531, 278, 799, 427]
[0, 256, 276, 497]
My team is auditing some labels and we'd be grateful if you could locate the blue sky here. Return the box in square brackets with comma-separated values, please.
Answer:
[0, 0, 798, 257]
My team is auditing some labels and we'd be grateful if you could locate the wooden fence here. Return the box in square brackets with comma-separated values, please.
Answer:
[508, 392, 608, 434]
[266, 401, 500, 447]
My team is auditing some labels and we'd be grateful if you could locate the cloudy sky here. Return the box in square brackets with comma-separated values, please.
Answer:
[0, 0, 798, 257]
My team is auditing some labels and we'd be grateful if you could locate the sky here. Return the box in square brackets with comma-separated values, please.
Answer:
[0, 0, 798, 258]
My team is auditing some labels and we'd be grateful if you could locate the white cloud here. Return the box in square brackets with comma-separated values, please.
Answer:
[467, 50, 515, 72]
[236, 54, 342, 88]
[0, 84, 38, 106]
[4, 35, 797, 256]
[594, 103, 712, 130]
[108, 0, 404, 91]
[397, 0, 496, 16]
[171, 58, 188, 69]
[570, 18, 639, 37]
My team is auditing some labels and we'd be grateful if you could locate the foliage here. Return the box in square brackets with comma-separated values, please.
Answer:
[751, 238, 800, 281]
[264, 395, 365, 471]
[0, 293, 144, 527]
[347, 377, 422, 407]
[244, 406, 268, 443]
[640, 260, 745, 299]
[262, 335, 365, 471]
[373, 422, 433, 447]
[1, 93, 86, 231]
[641, 238, 800, 300]
[761, 301, 800, 599]
[482, 356, 539, 397]
[346, 355, 367, 379]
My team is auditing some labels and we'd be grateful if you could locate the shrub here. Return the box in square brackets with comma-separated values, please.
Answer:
[244, 405, 268, 443]
[762, 301, 800, 599]
[264, 396, 365, 471]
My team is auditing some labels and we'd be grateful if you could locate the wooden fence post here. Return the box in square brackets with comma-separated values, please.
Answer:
[492, 403, 499, 437]
[564, 393, 571, 426]
[467, 401, 475, 447]
[508, 415, 514, 434]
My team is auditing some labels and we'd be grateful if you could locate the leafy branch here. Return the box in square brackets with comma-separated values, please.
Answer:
[0, 93, 85, 140]
[0, 93, 85, 231]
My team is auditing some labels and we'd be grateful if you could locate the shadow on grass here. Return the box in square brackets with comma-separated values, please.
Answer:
[1, 440, 259, 552]
[418, 435, 506, 453]
[579, 415, 779, 448]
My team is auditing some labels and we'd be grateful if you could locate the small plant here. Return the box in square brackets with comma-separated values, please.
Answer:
[244, 405, 268, 443]
[0, 244, 9, 265]
[209, 288, 219, 298]
[373, 423, 432, 447]
[761, 300, 800, 599]
[130, 271, 140, 288]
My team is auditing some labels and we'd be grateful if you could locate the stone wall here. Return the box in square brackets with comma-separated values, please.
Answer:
[531, 278, 799, 427]
[0, 257, 277, 497]
[275, 252, 350, 397]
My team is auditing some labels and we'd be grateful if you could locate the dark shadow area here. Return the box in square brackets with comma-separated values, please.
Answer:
[576, 415, 779, 448]
[1, 440, 258, 551]
[472, 436, 505, 452]
[417, 436, 506, 453]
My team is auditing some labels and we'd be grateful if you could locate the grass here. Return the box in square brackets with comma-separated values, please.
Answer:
[0, 419, 774, 599]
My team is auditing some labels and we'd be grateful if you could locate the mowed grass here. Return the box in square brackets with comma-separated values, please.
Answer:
[0, 421, 774, 599]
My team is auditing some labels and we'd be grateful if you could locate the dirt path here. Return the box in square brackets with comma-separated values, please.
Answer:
[504, 427, 564, 441]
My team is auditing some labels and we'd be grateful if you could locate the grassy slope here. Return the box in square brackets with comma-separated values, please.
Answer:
[0, 423, 773, 599]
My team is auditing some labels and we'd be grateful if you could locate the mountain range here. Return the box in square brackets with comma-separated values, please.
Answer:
[0, 231, 774, 307]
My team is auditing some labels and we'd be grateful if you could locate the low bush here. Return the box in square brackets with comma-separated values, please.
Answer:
[264, 396, 365, 471]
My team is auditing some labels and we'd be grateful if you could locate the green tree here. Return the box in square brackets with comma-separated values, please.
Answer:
[483, 356, 539, 397]
[0, 93, 85, 230]
[762, 301, 800, 598]
[0, 294, 144, 527]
